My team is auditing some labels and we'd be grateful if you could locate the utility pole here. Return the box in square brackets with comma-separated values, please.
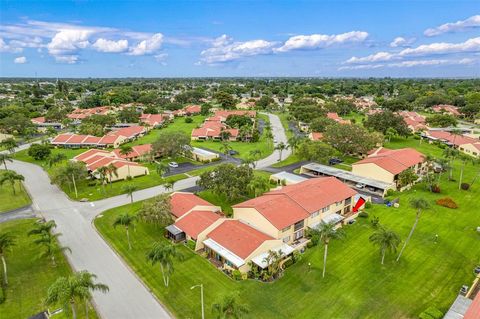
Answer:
[190, 284, 204, 319]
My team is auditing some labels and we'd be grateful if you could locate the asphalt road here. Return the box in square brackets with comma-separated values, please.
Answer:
[3, 112, 289, 319]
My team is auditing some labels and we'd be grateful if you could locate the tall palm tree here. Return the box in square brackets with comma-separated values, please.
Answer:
[316, 221, 345, 278]
[249, 149, 262, 167]
[113, 213, 137, 250]
[287, 136, 302, 154]
[396, 198, 430, 262]
[458, 154, 472, 190]
[28, 219, 58, 236]
[247, 176, 270, 197]
[211, 293, 249, 319]
[0, 137, 18, 154]
[155, 162, 170, 178]
[274, 142, 288, 161]
[0, 153, 13, 170]
[33, 231, 72, 266]
[76, 271, 109, 319]
[120, 145, 134, 177]
[220, 141, 232, 159]
[123, 184, 138, 204]
[0, 232, 15, 285]
[106, 163, 118, 188]
[146, 241, 183, 287]
[46, 271, 108, 319]
[369, 227, 401, 264]
[0, 170, 24, 195]
[163, 180, 175, 192]
[96, 166, 109, 194]
[385, 127, 398, 143]
[443, 147, 459, 180]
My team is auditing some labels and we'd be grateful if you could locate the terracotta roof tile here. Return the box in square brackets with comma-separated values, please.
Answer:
[174, 210, 222, 239]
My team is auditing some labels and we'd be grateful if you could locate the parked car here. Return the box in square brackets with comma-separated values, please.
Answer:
[228, 150, 239, 156]
[168, 162, 179, 168]
[329, 158, 343, 165]
[355, 183, 366, 189]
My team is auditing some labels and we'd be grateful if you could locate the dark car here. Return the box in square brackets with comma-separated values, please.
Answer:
[228, 150, 239, 156]
[329, 158, 343, 165]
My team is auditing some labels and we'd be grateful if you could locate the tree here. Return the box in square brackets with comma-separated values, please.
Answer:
[314, 221, 345, 278]
[51, 161, 87, 198]
[152, 132, 190, 158]
[249, 149, 262, 167]
[369, 227, 401, 264]
[309, 117, 336, 133]
[426, 114, 458, 128]
[118, 107, 139, 123]
[247, 176, 271, 197]
[458, 154, 473, 190]
[296, 141, 337, 164]
[123, 184, 137, 204]
[0, 232, 15, 285]
[106, 163, 118, 188]
[198, 164, 254, 201]
[120, 145, 134, 177]
[75, 271, 109, 319]
[46, 153, 67, 168]
[274, 142, 288, 161]
[0, 137, 17, 154]
[155, 162, 170, 178]
[385, 127, 398, 143]
[113, 213, 137, 250]
[163, 180, 175, 192]
[397, 169, 418, 188]
[32, 228, 71, 267]
[364, 111, 410, 136]
[443, 147, 459, 180]
[324, 124, 383, 156]
[287, 136, 303, 154]
[146, 241, 183, 287]
[28, 143, 52, 161]
[220, 141, 232, 158]
[0, 153, 13, 170]
[215, 91, 236, 109]
[0, 170, 24, 195]
[46, 271, 108, 319]
[96, 166, 109, 194]
[211, 293, 249, 319]
[262, 249, 285, 280]
[396, 198, 430, 262]
[137, 194, 173, 227]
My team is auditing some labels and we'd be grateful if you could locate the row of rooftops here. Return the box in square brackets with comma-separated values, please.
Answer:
[51, 125, 146, 146]
[355, 147, 425, 175]
[425, 130, 480, 151]
[72, 148, 145, 171]
[191, 110, 256, 139]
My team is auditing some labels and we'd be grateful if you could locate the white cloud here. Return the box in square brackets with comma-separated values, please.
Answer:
[0, 37, 23, 53]
[274, 31, 368, 52]
[47, 29, 92, 63]
[14, 56, 27, 64]
[390, 36, 415, 48]
[154, 53, 168, 65]
[54, 55, 79, 64]
[92, 38, 128, 52]
[339, 58, 477, 70]
[200, 34, 277, 64]
[128, 33, 164, 56]
[346, 37, 480, 65]
[424, 15, 480, 37]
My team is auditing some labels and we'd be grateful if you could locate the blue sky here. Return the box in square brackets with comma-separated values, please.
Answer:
[0, 0, 479, 77]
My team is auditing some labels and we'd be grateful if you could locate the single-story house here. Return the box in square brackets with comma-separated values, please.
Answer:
[398, 111, 427, 132]
[327, 112, 351, 124]
[270, 171, 307, 185]
[191, 147, 220, 162]
[424, 130, 480, 158]
[351, 147, 426, 188]
[191, 120, 239, 141]
[432, 104, 460, 116]
[31, 117, 64, 131]
[169, 192, 221, 220]
[309, 132, 323, 141]
[233, 177, 358, 247]
[113, 144, 155, 161]
[67, 106, 111, 122]
[139, 113, 172, 128]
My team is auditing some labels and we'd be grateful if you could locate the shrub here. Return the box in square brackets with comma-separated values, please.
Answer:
[232, 269, 242, 281]
[432, 185, 441, 193]
[435, 197, 458, 209]
[364, 201, 372, 209]
[184, 117, 193, 123]
[460, 183, 470, 190]
[283, 258, 294, 268]
[386, 189, 395, 197]
[370, 216, 380, 228]
[358, 212, 369, 218]
[0, 285, 4, 304]
[419, 306, 443, 319]
[186, 239, 196, 250]
[28, 144, 51, 160]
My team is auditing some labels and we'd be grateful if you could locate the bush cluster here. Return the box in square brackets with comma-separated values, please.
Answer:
[358, 212, 369, 218]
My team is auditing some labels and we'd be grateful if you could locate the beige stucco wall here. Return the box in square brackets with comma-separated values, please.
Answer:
[237, 239, 285, 273]
[105, 165, 149, 182]
[192, 152, 219, 162]
[351, 163, 395, 184]
[459, 143, 480, 158]
[194, 218, 226, 251]
[233, 208, 280, 239]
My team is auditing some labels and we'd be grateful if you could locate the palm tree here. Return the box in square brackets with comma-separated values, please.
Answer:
[76, 270, 109, 319]
[247, 176, 270, 197]
[28, 219, 58, 237]
[0, 232, 15, 285]
[249, 149, 262, 167]
[106, 163, 118, 189]
[287, 136, 302, 154]
[33, 231, 71, 266]
[120, 145, 134, 177]
[385, 127, 398, 143]
[0, 137, 17, 154]
[396, 198, 430, 262]
[146, 241, 183, 287]
[0, 170, 24, 195]
[155, 162, 170, 178]
[46, 271, 108, 319]
[458, 154, 472, 190]
[164, 180, 175, 192]
[220, 141, 232, 159]
[123, 184, 138, 204]
[96, 166, 109, 194]
[0, 153, 13, 170]
[443, 147, 459, 180]
[211, 293, 249, 319]
[369, 227, 401, 264]
[316, 221, 345, 278]
[274, 142, 288, 161]
[113, 213, 137, 250]
[450, 128, 463, 147]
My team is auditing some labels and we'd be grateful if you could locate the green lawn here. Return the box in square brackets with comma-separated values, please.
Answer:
[0, 219, 98, 319]
[94, 138, 480, 318]
[0, 174, 31, 213]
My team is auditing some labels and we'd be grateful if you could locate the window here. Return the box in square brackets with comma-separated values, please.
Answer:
[336, 201, 342, 206]
[294, 220, 304, 231]
[311, 211, 319, 218]
[281, 226, 291, 233]
[321, 205, 330, 213]
[282, 236, 290, 243]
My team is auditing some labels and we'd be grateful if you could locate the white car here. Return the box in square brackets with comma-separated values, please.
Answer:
[168, 162, 179, 168]
[355, 183, 366, 189]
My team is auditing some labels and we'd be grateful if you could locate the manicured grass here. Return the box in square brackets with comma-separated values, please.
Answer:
[0, 173, 31, 213]
[276, 112, 294, 139]
[344, 111, 366, 125]
[0, 219, 98, 319]
[94, 140, 480, 318]
[271, 153, 302, 167]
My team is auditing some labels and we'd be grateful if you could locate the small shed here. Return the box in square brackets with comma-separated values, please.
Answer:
[270, 171, 307, 185]
[191, 147, 220, 162]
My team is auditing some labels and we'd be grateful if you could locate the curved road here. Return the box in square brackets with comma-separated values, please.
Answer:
[4, 113, 290, 319]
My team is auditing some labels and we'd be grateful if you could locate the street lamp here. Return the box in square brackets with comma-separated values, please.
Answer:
[190, 284, 204, 319]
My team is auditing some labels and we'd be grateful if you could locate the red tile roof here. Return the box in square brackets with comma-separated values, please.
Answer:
[465, 292, 480, 319]
[31, 116, 46, 124]
[206, 220, 273, 259]
[113, 144, 152, 159]
[354, 148, 425, 175]
[432, 104, 460, 116]
[74, 149, 111, 162]
[110, 125, 145, 139]
[184, 105, 201, 114]
[310, 132, 323, 141]
[52, 133, 74, 143]
[174, 210, 222, 240]
[426, 130, 478, 146]
[139, 114, 166, 126]
[214, 110, 256, 118]
[170, 192, 216, 219]
[234, 177, 356, 229]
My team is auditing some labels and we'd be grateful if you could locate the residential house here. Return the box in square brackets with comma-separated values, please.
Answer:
[191, 118, 239, 141]
[233, 177, 358, 247]
[327, 112, 351, 124]
[139, 113, 170, 128]
[67, 106, 111, 122]
[424, 130, 480, 158]
[113, 144, 155, 161]
[398, 111, 427, 132]
[191, 147, 220, 162]
[351, 147, 426, 188]
[31, 117, 64, 131]
[432, 104, 461, 116]
[309, 132, 323, 141]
